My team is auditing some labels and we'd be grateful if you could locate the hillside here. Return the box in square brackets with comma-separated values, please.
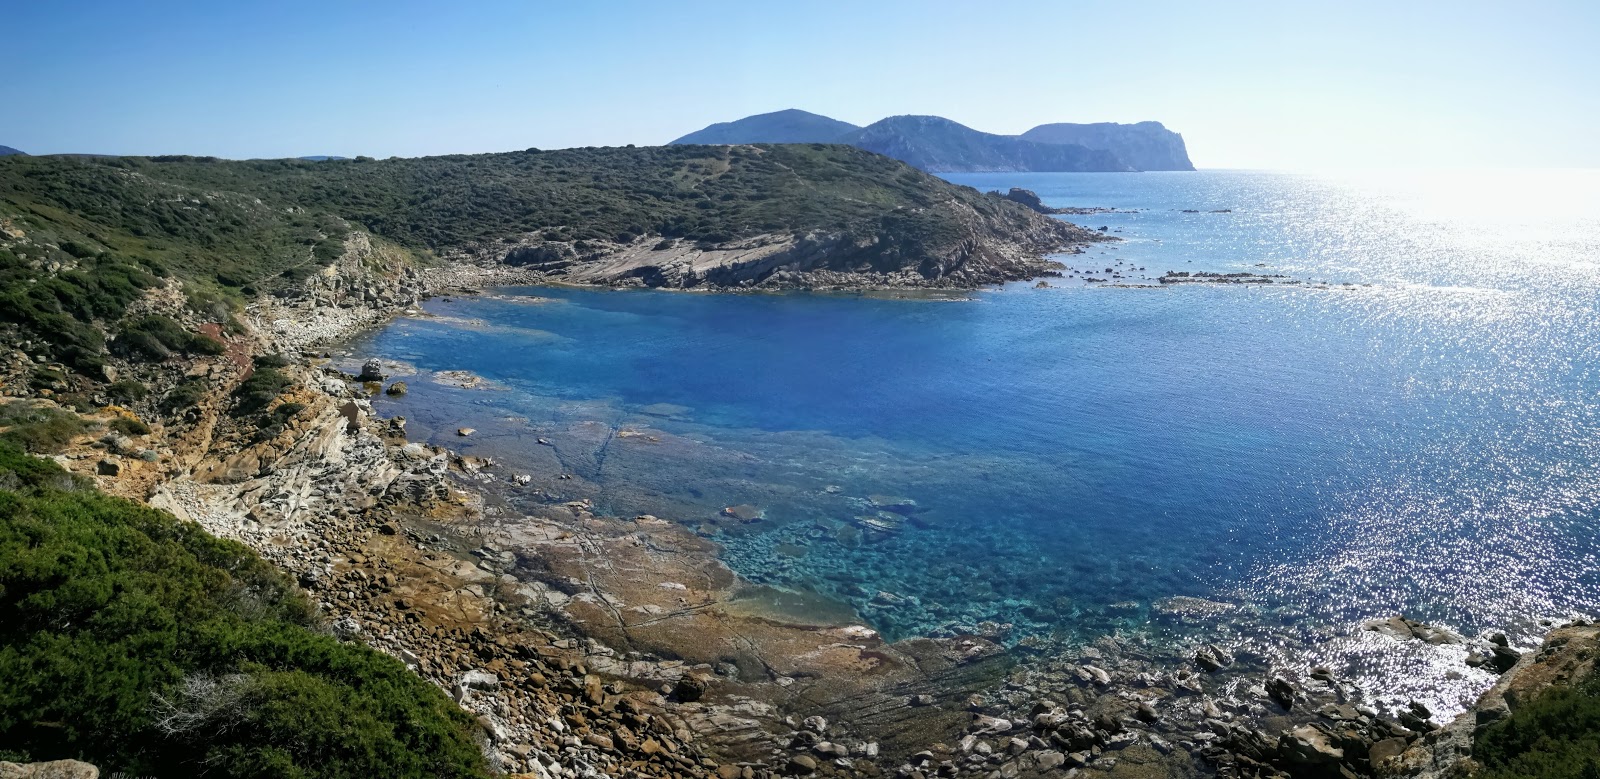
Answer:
[1021, 121, 1194, 171]
[0, 146, 24, 157]
[0, 144, 1094, 377]
[844, 115, 1129, 173]
[669, 108, 859, 144]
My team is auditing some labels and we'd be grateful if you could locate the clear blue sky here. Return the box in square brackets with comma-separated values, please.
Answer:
[6, 0, 1597, 169]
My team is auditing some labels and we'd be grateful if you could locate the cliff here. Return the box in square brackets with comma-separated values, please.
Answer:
[1020, 121, 1194, 171]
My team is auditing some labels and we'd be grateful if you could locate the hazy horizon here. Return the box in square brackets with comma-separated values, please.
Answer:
[7, 0, 1598, 169]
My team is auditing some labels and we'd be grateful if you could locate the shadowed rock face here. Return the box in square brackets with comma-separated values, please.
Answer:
[1020, 121, 1196, 171]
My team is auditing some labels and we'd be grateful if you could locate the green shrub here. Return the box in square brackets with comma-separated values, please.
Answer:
[1476, 668, 1600, 779]
[107, 379, 150, 402]
[162, 379, 209, 415]
[0, 443, 490, 778]
[0, 402, 88, 453]
[233, 367, 292, 417]
[114, 315, 225, 362]
[109, 416, 151, 436]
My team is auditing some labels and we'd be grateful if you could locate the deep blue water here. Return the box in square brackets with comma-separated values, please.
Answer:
[347, 170, 1600, 712]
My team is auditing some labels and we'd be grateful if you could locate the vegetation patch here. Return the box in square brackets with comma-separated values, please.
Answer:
[0, 443, 490, 778]
[0, 401, 90, 453]
[1474, 668, 1600, 779]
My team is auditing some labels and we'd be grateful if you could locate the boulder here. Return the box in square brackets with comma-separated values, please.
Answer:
[1280, 725, 1343, 764]
[1266, 677, 1296, 709]
[1194, 643, 1232, 672]
[385, 381, 407, 396]
[357, 359, 384, 381]
[786, 755, 817, 775]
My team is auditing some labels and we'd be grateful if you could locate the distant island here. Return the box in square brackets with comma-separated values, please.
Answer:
[0, 145, 25, 157]
[670, 108, 1195, 172]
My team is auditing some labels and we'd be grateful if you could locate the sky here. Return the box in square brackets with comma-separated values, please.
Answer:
[4, 0, 1598, 169]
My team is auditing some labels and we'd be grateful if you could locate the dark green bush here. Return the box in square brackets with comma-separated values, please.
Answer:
[161, 379, 209, 415]
[1476, 668, 1600, 779]
[109, 416, 151, 436]
[114, 315, 225, 362]
[0, 443, 490, 778]
[233, 367, 292, 417]
[107, 379, 150, 402]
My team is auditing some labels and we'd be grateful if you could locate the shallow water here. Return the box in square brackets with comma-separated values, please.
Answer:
[347, 169, 1600, 714]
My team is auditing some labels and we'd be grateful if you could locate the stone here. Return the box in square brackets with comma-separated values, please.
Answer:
[96, 459, 120, 476]
[1194, 644, 1232, 672]
[673, 674, 709, 702]
[1266, 677, 1295, 709]
[386, 381, 408, 396]
[357, 359, 384, 381]
[1488, 644, 1521, 673]
[1369, 737, 1408, 766]
[461, 669, 500, 690]
[786, 755, 817, 775]
[1280, 725, 1343, 764]
[457, 427, 476, 436]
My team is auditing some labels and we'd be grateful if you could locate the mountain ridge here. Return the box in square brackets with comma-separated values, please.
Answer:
[844, 115, 1129, 173]
[670, 109, 1195, 172]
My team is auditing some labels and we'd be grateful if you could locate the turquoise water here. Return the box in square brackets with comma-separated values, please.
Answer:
[349, 170, 1600, 709]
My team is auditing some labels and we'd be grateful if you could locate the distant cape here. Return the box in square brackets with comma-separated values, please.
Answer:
[669, 110, 1194, 172]
[0, 145, 25, 157]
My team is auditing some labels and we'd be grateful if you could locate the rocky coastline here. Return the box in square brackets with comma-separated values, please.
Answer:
[3, 233, 1587, 779]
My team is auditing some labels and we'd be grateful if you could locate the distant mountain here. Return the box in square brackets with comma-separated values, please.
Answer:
[671, 110, 1193, 172]
[842, 115, 1129, 173]
[298, 155, 350, 161]
[1020, 122, 1193, 171]
[0, 146, 25, 157]
[670, 109, 860, 145]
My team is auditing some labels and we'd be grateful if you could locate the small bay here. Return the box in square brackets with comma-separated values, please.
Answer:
[346, 169, 1600, 713]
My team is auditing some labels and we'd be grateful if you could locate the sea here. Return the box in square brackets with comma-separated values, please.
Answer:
[343, 169, 1600, 716]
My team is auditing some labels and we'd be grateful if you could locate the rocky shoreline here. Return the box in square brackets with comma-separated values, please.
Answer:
[7, 233, 1589, 779]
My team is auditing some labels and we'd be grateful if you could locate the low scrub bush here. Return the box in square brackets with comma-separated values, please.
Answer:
[1475, 668, 1600, 779]
[0, 443, 490, 777]
[0, 401, 89, 453]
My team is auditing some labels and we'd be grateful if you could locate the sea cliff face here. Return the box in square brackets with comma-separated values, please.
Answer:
[1020, 121, 1195, 172]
